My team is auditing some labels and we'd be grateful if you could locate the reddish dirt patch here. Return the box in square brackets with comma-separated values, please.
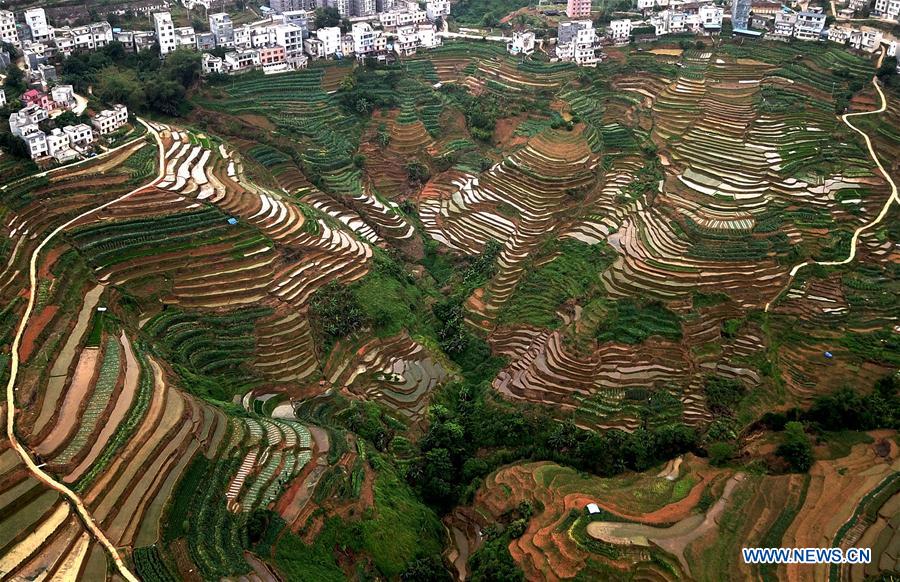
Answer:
[37, 246, 66, 279]
[19, 305, 58, 362]
[493, 115, 530, 149]
[239, 114, 275, 131]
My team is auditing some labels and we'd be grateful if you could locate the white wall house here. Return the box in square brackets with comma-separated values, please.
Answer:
[0, 11, 20, 47]
[23, 130, 48, 159]
[557, 20, 601, 66]
[425, 0, 450, 20]
[209, 12, 235, 47]
[874, 0, 900, 20]
[91, 104, 128, 134]
[153, 12, 177, 55]
[351, 22, 386, 57]
[507, 31, 535, 56]
[202, 53, 224, 74]
[51, 85, 76, 109]
[794, 10, 826, 41]
[393, 23, 439, 56]
[24, 8, 52, 43]
[608, 19, 633, 43]
[63, 123, 94, 147]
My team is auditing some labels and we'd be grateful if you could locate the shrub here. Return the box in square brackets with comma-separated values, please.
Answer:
[777, 422, 813, 473]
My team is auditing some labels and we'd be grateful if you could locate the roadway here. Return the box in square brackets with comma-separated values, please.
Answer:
[3, 117, 167, 582]
[765, 48, 898, 311]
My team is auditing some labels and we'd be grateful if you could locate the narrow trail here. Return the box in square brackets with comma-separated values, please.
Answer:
[764, 48, 898, 312]
[3, 118, 167, 582]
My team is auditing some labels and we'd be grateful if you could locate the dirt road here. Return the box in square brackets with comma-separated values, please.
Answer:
[3, 118, 167, 582]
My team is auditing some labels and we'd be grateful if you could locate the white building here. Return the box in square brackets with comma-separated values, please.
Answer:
[24, 8, 52, 43]
[306, 26, 342, 58]
[393, 23, 440, 56]
[0, 11, 20, 47]
[874, 0, 900, 20]
[353, 0, 377, 17]
[0, 89, 5, 108]
[827, 25, 852, 44]
[224, 48, 261, 72]
[209, 12, 235, 47]
[23, 130, 48, 159]
[202, 53, 224, 74]
[773, 11, 796, 38]
[153, 12, 178, 55]
[9, 105, 48, 137]
[507, 31, 536, 55]
[732, 0, 751, 30]
[698, 4, 723, 31]
[175, 26, 197, 49]
[849, 27, 883, 51]
[379, 7, 427, 28]
[557, 20, 601, 66]
[608, 19, 633, 43]
[63, 123, 94, 147]
[91, 104, 128, 134]
[329, 0, 352, 17]
[51, 85, 76, 109]
[794, 10, 826, 41]
[350, 22, 387, 57]
[273, 23, 305, 57]
[426, 0, 451, 20]
[46, 128, 77, 161]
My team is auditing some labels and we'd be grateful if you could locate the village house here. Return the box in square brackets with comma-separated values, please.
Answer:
[507, 31, 536, 56]
[91, 104, 128, 134]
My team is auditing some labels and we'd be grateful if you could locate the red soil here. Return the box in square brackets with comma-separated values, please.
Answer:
[19, 305, 58, 362]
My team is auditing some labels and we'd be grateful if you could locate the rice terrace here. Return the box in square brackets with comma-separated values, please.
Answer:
[0, 0, 899, 580]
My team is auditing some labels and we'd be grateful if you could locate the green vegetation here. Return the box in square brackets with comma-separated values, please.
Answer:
[596, 299, 682, 344]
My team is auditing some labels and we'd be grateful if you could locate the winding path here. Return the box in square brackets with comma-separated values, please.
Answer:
[3, 118, 167, 582]
[765, 48, 898, 312]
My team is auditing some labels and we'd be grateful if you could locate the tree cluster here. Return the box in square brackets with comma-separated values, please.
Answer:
[62, 42, 200, 116]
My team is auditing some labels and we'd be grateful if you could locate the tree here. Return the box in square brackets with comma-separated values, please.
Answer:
[708, 442, 735, 466]
[4, 65, 25, 94]
[315, 6, 341, 28]
[776, 422, 813, 473]
[704, 376, 746, 415]
[95, 66, 146, 111]
[400, 556, 452, 582]
[406, 160, 431, 185]
[145, 77, 185, 116]
[162, 49, 202, 88]
[309, 281, 367, 342]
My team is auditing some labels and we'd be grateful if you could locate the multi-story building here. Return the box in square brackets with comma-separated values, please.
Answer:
[196, 32, 216, 50]
[426, 0, 451, 20]
[874, 0, 900, 19]
[153, 12, 177, 55]
[91, 104, 129, 134]
[23, 89, 52, 110]
[223, 48, 261, 72]
[557, 20, 601, 66]
[353, 0, 377, 17]
[773, 10, 796, 37]
[273, 22, 304, 56]
[379, 7, 428, 27]
[46, 128, 77, 161]
[794, 10, 826, 40]
[23, 131, 48, 159]
[63, 123, 94, 147]
[209, 13, 235, 47]
[507, 31, 535, 55]
[849, 27, 883, 51]
[134, 30, 157, 52]
[699, 4, 724, 31]
[731, 0, 752, 30]
[269, 0, 310, 12]
[608, 19, 633, 43]
[393, 23, 439, 56]
[305, 26, 342, 58]
[350, 22, 386, 57]
[9, 105, 48, 136]
[0, 89, 5, 108]
[24, 8, 52, 43]
[259, 44, 286, 66]
[51, 85, 76, 109]
[53, 21, 114, 56]
[0, 11, 20, 47]
[175, 26, 196, 49]
[566, 0, 592, 18]
[827, 25, 852, 44]
[329, 0, 352, 17]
